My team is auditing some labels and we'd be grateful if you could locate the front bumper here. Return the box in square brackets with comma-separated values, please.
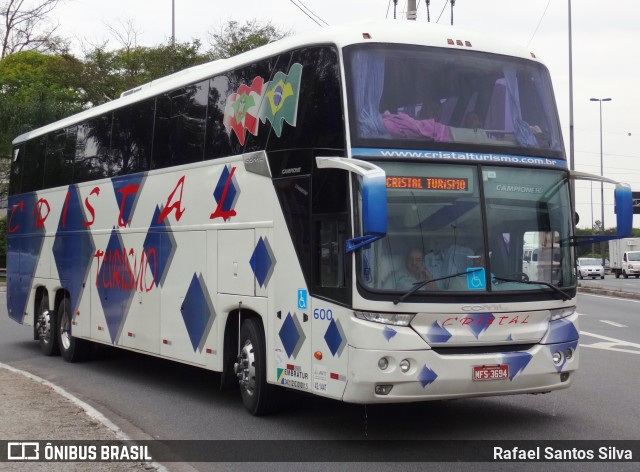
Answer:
[342, 341, 578, 403]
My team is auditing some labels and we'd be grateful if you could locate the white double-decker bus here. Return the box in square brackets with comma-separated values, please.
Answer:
[7, 21, 633, 415]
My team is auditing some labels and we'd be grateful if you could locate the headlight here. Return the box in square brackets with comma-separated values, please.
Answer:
[550, 307, 576, 321]
[354, 311, 416, 327]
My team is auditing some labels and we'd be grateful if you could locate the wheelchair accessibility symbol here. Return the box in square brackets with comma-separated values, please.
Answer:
[466, 268, 486, 290]
[297, 289, 308, 309]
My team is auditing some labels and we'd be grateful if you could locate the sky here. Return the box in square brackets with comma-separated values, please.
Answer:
[50, 0, 640, 229]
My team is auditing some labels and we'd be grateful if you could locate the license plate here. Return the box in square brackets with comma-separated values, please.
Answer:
[473, 364, 509, 381]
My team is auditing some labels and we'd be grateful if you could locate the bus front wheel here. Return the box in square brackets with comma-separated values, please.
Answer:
[235, 318, 279, 416]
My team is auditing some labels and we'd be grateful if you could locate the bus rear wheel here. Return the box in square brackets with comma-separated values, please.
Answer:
[235, 318, 279, 416]
[58, 297, 92, 363]
[37, 295, 59, 356]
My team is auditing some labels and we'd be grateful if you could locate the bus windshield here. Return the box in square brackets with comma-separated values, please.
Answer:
[344, 44, 563, 157]
[358, 162, 575, 295]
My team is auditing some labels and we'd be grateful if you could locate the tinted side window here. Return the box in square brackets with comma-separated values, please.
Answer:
[241, 55, 288, 154]
[153, 80, 208, 169]
[274, 176, 312, 285]
[44, 127, 75, 188]
[74, 114, 112, 182]
[268, 47, 344, 152]
[312, 168, 350, 303]
[22, 136, 47, 192]
[112, 99, 155, 175]
[9, 145, 23, 195]
[205, 76, 236, 159]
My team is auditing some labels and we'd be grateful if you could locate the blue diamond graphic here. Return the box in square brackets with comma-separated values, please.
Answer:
[466, 313, 495, 339]
[52, 185, 95, 314]
[212, 165, 240, 221]
[143, 206, 177, 287]
[324, 319, 345, 356]
[499, 352, 533, 381]
[250, 237, 276, 288]
[111, 174, 145, 227]
[96, 228, 135, 343]
[7, 194, 46, 322]
[545, 319, 579, 344]
[426, 321, 453, 344]
[279, 313, 301, 358]
[418, 366, 438, 388]
[382, 326, 397, 341]
[180, 273, 214, 351]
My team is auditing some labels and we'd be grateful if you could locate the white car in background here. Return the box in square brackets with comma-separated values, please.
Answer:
[577, 258, 605, 279]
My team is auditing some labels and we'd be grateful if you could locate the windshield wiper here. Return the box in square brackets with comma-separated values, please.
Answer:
[492, 276, 571, 301]
[393, 268, 483, 305]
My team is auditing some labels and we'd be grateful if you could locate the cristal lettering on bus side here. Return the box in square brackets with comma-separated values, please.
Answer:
[386, 176, 468, 191]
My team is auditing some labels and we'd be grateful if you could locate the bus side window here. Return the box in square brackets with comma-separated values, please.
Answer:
[153, 80, 208, 169]
[74, 115, 113, 183]
[311, 167, 350, 304]
[268, 46, 344, 152]
[316, 218, 347, 288]
[22, 135, 47, 192]
[44, 127, 75, 188]
[242, 55, 286, 154]
[112, 99, 154, 175]
[9, 145, 23, 195]
[205, 75, 237, 160]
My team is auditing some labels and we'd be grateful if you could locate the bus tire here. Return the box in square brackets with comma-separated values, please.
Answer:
[37, 295, 59, 356]
[58, 297, 92, 363]
[236, 318, 279, 416]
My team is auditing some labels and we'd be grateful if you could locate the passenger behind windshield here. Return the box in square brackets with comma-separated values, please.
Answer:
[395, 247, 435, 290]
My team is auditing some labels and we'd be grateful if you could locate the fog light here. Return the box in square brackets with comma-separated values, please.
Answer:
[552, 351, 563, 365]
[378, 357, 389, 370]
[565, 348, 573, 360]
[375, 384, 393, 395]
[560, 372, 570, 382]
[399, 359, 411, 373]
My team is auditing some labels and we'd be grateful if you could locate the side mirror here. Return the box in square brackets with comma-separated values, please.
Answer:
[571, 171, 633, 245]
[316, 157, 387, 253]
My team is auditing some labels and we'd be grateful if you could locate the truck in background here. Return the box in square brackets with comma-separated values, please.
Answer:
[609, 238, 640, 278]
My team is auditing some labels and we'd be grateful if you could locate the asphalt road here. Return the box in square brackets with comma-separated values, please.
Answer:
[1, 293, 638, 471]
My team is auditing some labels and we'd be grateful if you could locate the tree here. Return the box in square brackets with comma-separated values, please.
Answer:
[81, 39, 210, 105]
[208, 19, 289, 60]
[0, 50, 84, 199]
[1, 0, 67, 59]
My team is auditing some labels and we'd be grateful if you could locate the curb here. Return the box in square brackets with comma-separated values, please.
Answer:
[0, 362, 167, 472]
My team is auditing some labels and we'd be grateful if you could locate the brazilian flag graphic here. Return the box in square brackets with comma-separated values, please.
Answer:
[261, 63, 303, 136]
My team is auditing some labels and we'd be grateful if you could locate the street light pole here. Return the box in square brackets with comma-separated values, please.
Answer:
[590, 97, 612, 266]
[568, 0, 575, 171]
[172, 0, 175, 46]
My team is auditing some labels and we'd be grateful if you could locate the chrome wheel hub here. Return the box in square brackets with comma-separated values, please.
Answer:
[38, 310, 52, 344]
[235, 340, 256, 396]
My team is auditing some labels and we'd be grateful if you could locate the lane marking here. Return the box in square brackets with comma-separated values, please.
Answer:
[580, 330, 640, 355]
[599, 320, 627, 328]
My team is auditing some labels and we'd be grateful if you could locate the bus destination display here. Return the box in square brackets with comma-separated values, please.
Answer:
[386, 176, 469, 191]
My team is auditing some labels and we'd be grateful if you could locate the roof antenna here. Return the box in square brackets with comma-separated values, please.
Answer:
[426, 0, 431, 22]
[451, 0, 456, 26]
